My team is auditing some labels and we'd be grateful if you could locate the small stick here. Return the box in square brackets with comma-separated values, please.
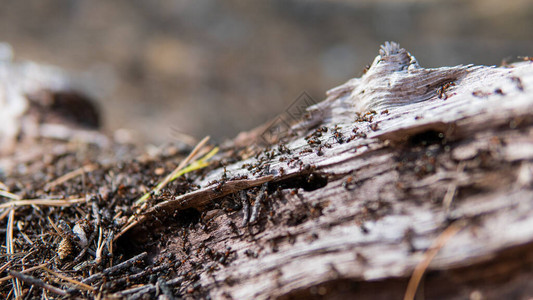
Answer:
[249, 184, 268, 224]
[47, 216, 62, 236]
[112, 277, 183, 299]
[16, 221, 34, 245]
[0, 252, 29, 259]
[113, 219, 140, 241]
[81, 252, 147, 284]
[107, 231, 114, 267]
[103, 264, 169, 289]
[112, 284, 155, 297]
[8, 270, 68, 296]
[92, 202, 101, 226]
[95, 227, 104, 264]
[116, 175, 274, 241]
[157, 277, 175, 300]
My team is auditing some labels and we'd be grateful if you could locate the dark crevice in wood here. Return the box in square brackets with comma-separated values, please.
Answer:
[272, 172, 329, 192]
[408, 129, 446, 147]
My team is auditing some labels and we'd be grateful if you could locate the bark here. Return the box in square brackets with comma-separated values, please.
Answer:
[2, 42, 533, 299]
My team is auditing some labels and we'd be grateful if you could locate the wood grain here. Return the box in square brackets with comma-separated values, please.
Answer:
[132, 42, 533, 299]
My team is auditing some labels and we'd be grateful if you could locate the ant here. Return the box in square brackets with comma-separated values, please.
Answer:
[437, 81, 456, 100]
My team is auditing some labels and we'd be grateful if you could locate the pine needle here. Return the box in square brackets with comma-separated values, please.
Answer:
[40, 266, 95, 292]
[403, 220, 466, 300]
[6, 208, 22, 298]
[134, 136, 218, 206]
[44, 164, 97, 190]
[0, 181, 8, 191]
[0, 263, 50, 284]
[0, 190, 21, 201]
[116, 137, 219, 240]
[0, 197, 86, 209]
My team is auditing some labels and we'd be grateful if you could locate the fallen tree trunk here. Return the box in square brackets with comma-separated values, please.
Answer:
[1, 42, 533, 299]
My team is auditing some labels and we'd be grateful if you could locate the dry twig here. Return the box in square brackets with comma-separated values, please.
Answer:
[80, 251, 147, 285]
[404, 221, 466, 300]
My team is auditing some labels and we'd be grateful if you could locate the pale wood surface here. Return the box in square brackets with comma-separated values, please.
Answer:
[132, 42, 533, 299]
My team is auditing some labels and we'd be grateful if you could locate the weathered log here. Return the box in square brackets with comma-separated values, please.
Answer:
[123, 42, 533, 299]
[2, 42, 533, 299]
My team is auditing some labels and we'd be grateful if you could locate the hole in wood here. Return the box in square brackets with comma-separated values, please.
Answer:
[408, 130, 446, 147]
[273, 172, 329, 192]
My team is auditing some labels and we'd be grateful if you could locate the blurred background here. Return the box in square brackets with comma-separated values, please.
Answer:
[1, 0, 532, 145]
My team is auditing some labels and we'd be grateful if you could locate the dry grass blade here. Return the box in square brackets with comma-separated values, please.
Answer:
[95, 227, 105, 264]
[118, 137, 219, 240]
[44, 164, 97, 190]
[162, 136, 211, 186]
[0, 190, 21, 200]
[8, 270, 69, 296]
[403, 221, 466, 300]
[17, 221, 34, 245]
[0, 197, 86, 209]
[0, 208, 11, 222]
[47, 216, 62, 236]
[114, 220, 139, 241]
[40, 267, 95, 292]
[0, 181, 8, 191]
[6, 208, 22, 298]
[0, 259, 13, 273]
